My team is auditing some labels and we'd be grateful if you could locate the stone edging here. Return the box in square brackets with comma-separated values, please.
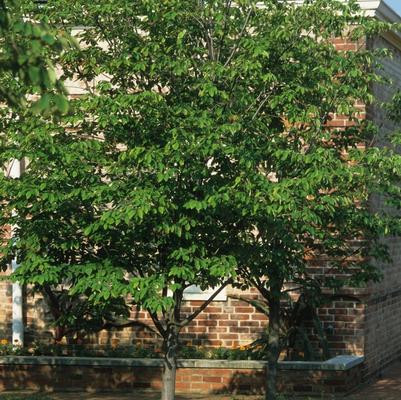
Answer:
[0, 355, 363, 371]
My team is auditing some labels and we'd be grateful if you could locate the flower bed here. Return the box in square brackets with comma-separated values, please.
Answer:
[0, 342, 266, 360]
[0, 355, 364, 396]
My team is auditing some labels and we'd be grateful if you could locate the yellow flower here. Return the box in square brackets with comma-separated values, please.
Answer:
[0, 339, 8, 345]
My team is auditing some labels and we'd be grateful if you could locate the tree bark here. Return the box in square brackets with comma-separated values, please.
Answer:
[266, 288, 281, 400]
[161, 324, 179, 400]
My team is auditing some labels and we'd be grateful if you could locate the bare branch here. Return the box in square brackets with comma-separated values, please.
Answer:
[251, 92, 271, 121]
[148, 309, 167, 338]
[216, 0, 233, 62]
[178, 279, 232, 327]
[224, 8, 253, 68]
[281, 286, 303, 294]
[102, 319, 162, 337]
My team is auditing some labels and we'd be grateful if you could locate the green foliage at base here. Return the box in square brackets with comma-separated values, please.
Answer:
[0, 342, 270, 361]
[0, 395, 51, 400]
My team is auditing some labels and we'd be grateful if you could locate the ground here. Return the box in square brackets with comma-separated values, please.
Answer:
[1, 360, 401, 400]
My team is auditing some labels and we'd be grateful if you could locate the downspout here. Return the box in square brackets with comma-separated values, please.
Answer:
[9, 159, 24, 346]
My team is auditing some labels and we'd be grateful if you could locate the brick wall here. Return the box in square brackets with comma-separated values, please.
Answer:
[177, 286, 267, 349]
[0, 222, 12, 342]
[317, 298, 365, 356]
[363, 35, 401, 378]
[0, 358, 364, 396]
[0, 279, 366, 360]
[19, 286, 268, 350]
[0, 272, 12, 341]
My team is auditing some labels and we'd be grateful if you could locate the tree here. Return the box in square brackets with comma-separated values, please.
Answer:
[0, 0, 76, 347]
[1, 1, 401, 400]
[2, 1, 238, 399]
[0, 0, 72, 110]
[194, 2, 400, 399]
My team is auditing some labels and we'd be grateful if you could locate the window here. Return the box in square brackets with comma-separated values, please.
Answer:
[182, 285, 227, 301]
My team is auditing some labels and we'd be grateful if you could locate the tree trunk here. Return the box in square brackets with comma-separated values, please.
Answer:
[161, 325, 179, 400]
[266, 290, 281, 400]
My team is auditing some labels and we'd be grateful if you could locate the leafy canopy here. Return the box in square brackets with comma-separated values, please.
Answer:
[0, 0, 400, 341]
[0, 0, 74, 111]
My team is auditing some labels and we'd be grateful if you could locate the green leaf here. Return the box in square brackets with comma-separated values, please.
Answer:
[54, 95, 69, 114]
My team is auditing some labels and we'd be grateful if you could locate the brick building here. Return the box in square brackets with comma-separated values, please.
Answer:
[0, 0, 400, 385]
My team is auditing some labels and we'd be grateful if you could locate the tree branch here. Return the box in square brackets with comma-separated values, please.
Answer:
[216, 0, 233, 62]
[102, 319, 161, 337]
[224, 8, 253, 68]
[224, 8, 253, 67]
[148, 309, 167, 338]
[178, 279, 232, 327]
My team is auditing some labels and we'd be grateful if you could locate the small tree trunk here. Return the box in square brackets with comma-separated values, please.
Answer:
[54, 325, 65, 344]
[161, 324, 179, 400]
[266, 291, 281, 400]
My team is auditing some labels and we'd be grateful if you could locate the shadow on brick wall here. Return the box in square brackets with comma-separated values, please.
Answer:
[0, 364, 164, 392]
[0, 279, 12, 341]
[24, 294, 55, 345]
[210, 369, 265, 395]
[0, 321, 12, 342]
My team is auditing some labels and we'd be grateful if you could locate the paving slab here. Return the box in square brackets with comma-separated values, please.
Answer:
[0, 392, 261, 400]
[350, 360, 401, 400]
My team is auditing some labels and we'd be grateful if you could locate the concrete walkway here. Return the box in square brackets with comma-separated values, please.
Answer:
[48, 395, 255, 400]
[350, 360, 401, 400]
[0, 393, 259, 400]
